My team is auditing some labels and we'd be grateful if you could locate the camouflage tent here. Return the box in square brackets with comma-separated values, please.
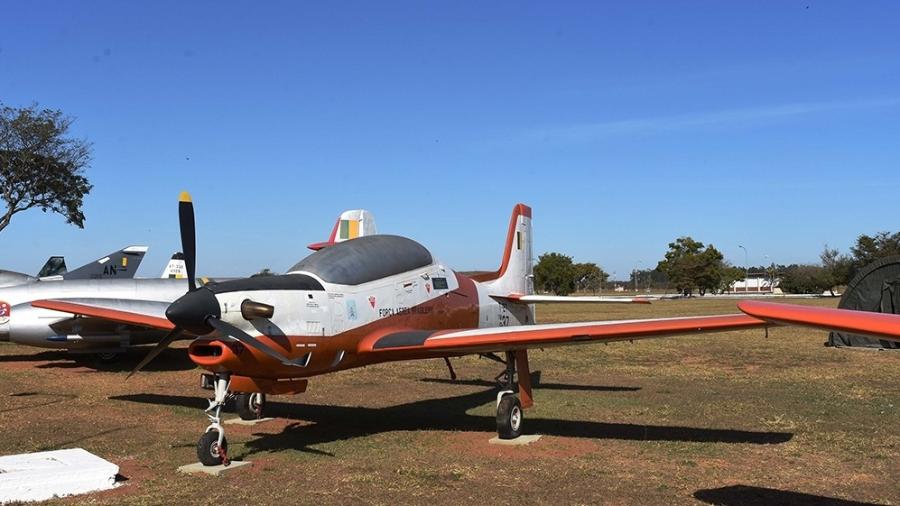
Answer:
[828, 255, 900, 349]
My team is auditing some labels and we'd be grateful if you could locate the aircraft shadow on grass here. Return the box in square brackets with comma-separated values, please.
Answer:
[420, 374, 643, 393]
[111, 384, 793, 461]
[693, 485, 879, 506]
[0, 348, 195, 373]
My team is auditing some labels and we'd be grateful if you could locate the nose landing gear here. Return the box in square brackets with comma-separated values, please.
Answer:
[197, 373, 233, 466]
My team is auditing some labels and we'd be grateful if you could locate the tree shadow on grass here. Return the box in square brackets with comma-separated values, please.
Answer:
[112, 387, 792, 461]
[693, 485, 880, 506]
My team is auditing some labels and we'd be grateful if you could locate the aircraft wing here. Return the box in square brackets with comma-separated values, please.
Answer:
[738, 300, 900, 343]
[494, 294, 652, 304]
[31, 299, 175, 331]
[359, 314, 767, 355]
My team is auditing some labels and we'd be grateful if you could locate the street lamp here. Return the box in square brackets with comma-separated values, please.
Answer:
[738, 245, 748, 293]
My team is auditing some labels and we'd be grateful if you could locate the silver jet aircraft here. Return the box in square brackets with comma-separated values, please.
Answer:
[0, 246, 148, 288]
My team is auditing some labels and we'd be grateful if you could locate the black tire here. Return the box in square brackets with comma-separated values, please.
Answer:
[197, 430, 228, 466]
[96, 352, 120, 363]
[235, 392, 266, 420]
[496, 395, 523, 440]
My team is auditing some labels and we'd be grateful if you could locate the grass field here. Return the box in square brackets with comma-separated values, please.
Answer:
[1, 297, 898, 505]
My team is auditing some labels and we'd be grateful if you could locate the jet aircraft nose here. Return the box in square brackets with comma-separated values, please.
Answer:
[166, 287, 221, 335]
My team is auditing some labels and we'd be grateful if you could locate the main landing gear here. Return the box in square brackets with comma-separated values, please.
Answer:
[197, 373, 232, 466]
[235, 392, 267, 421]
[494, 350, 534, 440]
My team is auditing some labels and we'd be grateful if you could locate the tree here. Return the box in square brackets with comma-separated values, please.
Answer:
[820, 245, 852, 295]
[718, 265, 746, 294]
[534, 252, 576, 295]
[655, 237, 728, 296]
[251, 268, 277, 277]
[573, 262, 608, 293]
[780, 264, 830, 294]
[695, 246, 725, 296]
[0, 104, 92, 234]
[850, 232, 900, 268]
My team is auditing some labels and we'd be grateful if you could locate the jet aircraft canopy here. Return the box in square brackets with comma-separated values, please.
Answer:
[288, 235, 434, 285]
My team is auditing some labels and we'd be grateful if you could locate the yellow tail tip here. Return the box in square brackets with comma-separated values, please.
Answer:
[179, 191, 192, 203]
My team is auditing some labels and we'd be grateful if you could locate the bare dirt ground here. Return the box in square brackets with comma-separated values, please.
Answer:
[0, 298, 897, 505]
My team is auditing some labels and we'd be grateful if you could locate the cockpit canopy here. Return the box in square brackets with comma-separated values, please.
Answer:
[288, 235, 433, 285]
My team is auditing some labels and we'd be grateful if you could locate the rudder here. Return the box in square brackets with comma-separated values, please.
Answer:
[471, 204, 533, 296]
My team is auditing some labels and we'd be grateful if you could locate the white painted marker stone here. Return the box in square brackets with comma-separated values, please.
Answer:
[0, 448, 119, 503]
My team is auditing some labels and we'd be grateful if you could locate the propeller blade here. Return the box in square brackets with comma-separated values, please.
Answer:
[207, 318, 308, 368]
[178, 191, 197, 291]
[126, 327, 184, 380]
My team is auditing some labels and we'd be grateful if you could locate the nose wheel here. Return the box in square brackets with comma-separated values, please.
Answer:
[197, 429, 229, 466]
[198, 373, 233, 466]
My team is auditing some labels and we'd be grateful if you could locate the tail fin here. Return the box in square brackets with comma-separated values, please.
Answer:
[471, 204, 533, 295]
[308, 209, 378, 250]
[61, 246, 148, 280]
[160, 252, 188, 279]
[36, 256, 67, 277]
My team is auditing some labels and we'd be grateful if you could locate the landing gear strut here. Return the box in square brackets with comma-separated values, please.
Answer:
[495, 350, 533, 439]
[197, 373, 232, 466]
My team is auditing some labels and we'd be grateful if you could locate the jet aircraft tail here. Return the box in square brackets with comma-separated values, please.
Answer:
[308, 209, 378, 250]
[60, 246, 149, 280]
[36, 256, 67, 277]
[161, 252, 188, 279]
[471, 204, 533, 296]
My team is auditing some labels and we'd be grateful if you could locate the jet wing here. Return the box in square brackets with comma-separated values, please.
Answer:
[494, 294, 652, 304]
[31, 299, 175, 331]
[738, 300, 900, 343]
[359, 314, 767, 355]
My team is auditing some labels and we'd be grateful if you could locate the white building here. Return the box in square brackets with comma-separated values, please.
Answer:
[730, 277, 781, 294]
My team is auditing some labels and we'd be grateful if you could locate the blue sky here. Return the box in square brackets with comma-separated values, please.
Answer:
[1, 1, 898, 279]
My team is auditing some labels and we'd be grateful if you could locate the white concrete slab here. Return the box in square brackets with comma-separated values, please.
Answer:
[178, 460, 253, 476]
[488, 434, 543, 446]
[0, 448, 119, 503]
[223, 417, 275, 426]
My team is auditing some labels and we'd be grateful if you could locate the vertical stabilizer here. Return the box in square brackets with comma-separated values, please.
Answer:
[308, 209, 378, 250]
[160, 252, 187, 279]
[61, 246, 148, 280]
[472, 204, 533, 296]
[36, 256, 67, 277]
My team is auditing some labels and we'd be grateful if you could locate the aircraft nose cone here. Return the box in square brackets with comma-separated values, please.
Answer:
[166, 288, 221, 335]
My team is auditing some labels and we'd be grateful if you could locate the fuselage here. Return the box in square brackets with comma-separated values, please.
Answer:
[187, 235, 533, 380]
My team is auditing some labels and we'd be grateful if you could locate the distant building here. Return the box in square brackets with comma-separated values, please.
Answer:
[730, 277, 781, 294]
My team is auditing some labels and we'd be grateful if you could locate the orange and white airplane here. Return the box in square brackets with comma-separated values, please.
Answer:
[34, 194, 777, 466]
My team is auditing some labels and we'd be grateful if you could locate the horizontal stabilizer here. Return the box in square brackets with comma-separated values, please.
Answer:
[494, 294, 652, 304]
